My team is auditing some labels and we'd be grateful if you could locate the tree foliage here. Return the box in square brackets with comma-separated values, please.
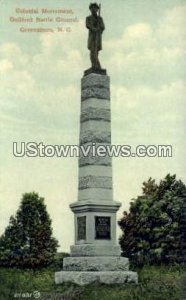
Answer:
[0, 192, 59, 268]
[118, 174, 186, 265]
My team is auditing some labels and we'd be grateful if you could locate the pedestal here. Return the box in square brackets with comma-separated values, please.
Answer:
[55, 72, 138, 285]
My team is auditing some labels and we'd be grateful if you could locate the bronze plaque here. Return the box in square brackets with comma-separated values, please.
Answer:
[77, 216, 86, 240]
[95, 216, 111, 239]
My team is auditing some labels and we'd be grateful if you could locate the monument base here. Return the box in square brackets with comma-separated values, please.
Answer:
[55, 256, 138, 285]
[55, 270, 138, 286]
[63, 256, 129, 271]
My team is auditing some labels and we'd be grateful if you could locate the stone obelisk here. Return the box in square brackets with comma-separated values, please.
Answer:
[55, 3, 138, 285]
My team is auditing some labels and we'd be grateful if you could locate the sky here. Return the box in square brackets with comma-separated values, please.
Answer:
[0, 0, 186, 252]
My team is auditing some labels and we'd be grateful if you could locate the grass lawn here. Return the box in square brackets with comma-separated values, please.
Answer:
[0, 265, 185, 300]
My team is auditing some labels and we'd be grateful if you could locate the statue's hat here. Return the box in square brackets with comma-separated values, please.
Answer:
[89, 3, 99, 10]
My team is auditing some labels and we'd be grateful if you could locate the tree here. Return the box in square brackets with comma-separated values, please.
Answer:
[118, 174, 186, 265]
[0, 192, 59, 268]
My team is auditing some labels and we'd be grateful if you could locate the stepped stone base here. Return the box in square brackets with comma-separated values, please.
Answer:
[55, 271, 138, 286]
[55, 256, 138, 285]
[63, 256, 129, 271]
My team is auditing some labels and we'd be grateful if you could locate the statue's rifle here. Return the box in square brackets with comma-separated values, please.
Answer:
[99, 4, 101, 17]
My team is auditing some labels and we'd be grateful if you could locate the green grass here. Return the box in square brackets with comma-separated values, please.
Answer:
[0, 265, 185, 300]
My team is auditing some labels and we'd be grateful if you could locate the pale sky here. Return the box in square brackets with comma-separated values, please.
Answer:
[0, 0, 186, 252]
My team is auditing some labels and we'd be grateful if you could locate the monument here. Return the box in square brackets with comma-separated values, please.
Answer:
[55, 3, 138, 285]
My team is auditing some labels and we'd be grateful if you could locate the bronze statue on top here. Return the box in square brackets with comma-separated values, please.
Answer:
[85, 3, 106, 75]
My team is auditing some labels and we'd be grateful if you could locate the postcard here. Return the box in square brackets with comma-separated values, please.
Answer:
[0, 1, 185, 299]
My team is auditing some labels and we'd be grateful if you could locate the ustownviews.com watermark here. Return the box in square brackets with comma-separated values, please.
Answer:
[13, 142, 172, 158]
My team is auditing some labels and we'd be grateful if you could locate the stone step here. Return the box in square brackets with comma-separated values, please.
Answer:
[63, 256, 129, 271]
[55, 270, 138, 285]
[70, 243, 121, 257]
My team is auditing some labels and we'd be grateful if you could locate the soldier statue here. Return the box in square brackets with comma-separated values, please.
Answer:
[86, 3, 105, 70]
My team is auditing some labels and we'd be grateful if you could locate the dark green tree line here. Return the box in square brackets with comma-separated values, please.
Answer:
[118, 174, 186, 265]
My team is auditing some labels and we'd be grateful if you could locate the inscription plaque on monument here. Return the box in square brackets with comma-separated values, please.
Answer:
[77, 216, 86, 240]
[95, 216, 111, 239]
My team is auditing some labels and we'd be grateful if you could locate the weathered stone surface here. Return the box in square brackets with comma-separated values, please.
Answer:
[80, 120, 111, 135]
[79, 143, 112, 167]
[82, 73, 110, 90]
[70, 244, 121, 257]
[81, 107, 110, 123]
[80, 130, 111, 144]
[79, 175, 112, 190]
[82, 87, 110, 101]
[81, 71, 110, 102]
[63, 256, 129, 271]
[82, 98, 110, 111]
[79, 165, 112, 178]
[55, 271, 138, 285]
[78, 188, 113, 201]
[79, 142, 112, 164]
[79, 155, 111, 167]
